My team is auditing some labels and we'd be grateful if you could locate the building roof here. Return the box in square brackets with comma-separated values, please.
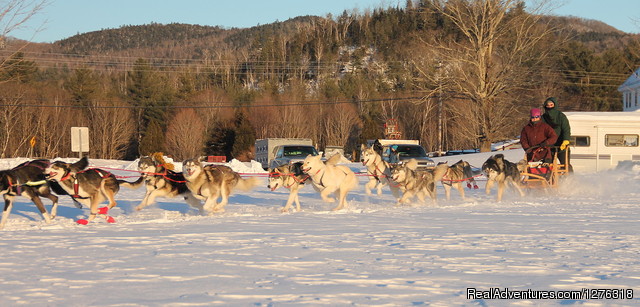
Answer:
[618, 67, 640, 92]
[566, 111, 640, 122]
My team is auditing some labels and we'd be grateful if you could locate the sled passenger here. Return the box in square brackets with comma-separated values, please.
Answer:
[541, 97, 572, 171]
[520, 108, 558, 163]
[388, 145, 400, 164]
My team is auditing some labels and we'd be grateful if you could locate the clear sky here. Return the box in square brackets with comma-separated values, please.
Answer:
[8, 0, 640, 43]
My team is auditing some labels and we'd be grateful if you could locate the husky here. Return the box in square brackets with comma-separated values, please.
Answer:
[390, 159, 437, 206]
[45, 157, 121, 224]
[267, 162, 314, 213]
[0, 159, 68, 229]
[301, 154, 358, 211]
[182, 158, 259, 213]
[481, 154, 526, 201]
[123, 154, 203, 213]
[433, 160, 478, 201]
[360, 144, 400, 198]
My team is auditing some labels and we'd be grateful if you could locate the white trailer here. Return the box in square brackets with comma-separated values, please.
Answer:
[255, 138, 313, 169]
[566, 112, 640, 173]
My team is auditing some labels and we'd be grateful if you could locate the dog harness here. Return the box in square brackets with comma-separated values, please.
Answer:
[270, 170, 310, 189]
[364, 154, 388, 182]
[61, 168, 112, 199]
[3, 175, 48, 196]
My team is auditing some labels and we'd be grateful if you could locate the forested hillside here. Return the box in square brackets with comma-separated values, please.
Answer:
[1, 0, 639, 160]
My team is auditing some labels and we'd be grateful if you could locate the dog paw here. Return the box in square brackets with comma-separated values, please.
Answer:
[212, 207, 226, 213]
[323, 197, 336, 203]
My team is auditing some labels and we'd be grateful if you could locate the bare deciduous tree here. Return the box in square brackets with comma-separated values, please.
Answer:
[165, 109, 206, 160]
[0, 0, 48, 81]
[420, 0, 560, 151]
[323, 104, 361, 147]
[89, 101, 135, 159]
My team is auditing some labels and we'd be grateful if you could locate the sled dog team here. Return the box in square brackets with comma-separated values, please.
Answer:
[0, 147, 525, 228]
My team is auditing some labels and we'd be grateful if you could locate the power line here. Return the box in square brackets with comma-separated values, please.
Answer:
[0, 96, 427, 109]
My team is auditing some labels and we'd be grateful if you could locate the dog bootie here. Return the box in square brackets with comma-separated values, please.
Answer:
[76, 219, 89, 225]
[106, 216, 116, 223]
[98, 207, 109, 215]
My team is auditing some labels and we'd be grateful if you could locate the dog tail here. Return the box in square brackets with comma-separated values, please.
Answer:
[235, 176, 261, 191]
[118, 176, 144, 189]
[70, 156, 89, 172]
[432, 163, 449, 182]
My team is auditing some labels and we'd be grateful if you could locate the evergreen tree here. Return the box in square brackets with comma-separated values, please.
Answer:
[66, 67, 98, 105]
[231, 109, 256, 160]
[126, 58, 174, 158]
[205, 122, 235, 159]
[0, 52, 37, 83]
[139, 119, 166, 155]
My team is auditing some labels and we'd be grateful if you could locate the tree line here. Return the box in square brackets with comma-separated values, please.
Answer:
[1, 0, 639, 160]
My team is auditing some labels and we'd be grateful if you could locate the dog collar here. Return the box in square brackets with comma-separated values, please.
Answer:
[60, 171, 72, 181]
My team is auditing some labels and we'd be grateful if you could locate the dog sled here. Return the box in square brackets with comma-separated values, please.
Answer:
[520, 146, 570, 189]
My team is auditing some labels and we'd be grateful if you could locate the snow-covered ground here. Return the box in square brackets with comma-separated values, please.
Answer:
[1, 150, 640, 306]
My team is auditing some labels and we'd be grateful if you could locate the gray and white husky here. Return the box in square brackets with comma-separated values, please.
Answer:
[182, 158, 259, 214]
[391, 159, 437, 206]
[433, 160, 478, 201]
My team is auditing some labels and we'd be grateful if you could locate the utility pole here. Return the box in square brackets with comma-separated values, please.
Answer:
[436, 61, 443, 155]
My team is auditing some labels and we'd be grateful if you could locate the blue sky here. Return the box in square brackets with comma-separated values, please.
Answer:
[9, 0, 640, 43]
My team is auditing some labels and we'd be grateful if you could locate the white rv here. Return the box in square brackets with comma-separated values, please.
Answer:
[566, 112, 640, 173]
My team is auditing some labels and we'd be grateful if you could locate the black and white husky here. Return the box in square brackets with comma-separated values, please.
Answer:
[481, 154, 526, 201]
[122, 155, 203, 213]
[0, 159, 68, 229]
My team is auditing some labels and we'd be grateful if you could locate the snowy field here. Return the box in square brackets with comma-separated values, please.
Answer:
[1, 149, 640, 306]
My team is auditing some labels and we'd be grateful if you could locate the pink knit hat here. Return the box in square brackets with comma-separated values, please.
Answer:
[530, 108, 541, 117]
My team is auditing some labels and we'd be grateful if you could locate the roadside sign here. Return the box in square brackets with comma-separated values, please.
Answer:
[71, 127, 89, 157]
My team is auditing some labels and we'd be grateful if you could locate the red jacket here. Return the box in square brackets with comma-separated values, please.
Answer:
[520, 121, 558, 162]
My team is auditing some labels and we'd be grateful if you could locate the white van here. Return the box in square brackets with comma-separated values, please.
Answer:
[566, 112, 640, 173]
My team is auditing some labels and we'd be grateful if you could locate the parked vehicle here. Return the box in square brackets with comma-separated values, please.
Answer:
[255, 138, 319, 169]
[566, 112, 640, 172]
[368, 139, 436, 169]
[270, 144, 319, 169]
